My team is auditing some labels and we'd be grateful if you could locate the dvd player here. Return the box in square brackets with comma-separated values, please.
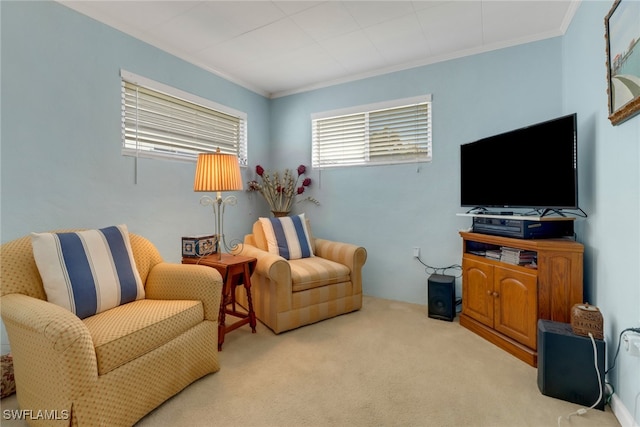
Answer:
[472, 217, 574, 239]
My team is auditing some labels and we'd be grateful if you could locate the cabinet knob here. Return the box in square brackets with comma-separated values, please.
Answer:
[486, 290, 492, 296]
[493, 292, 499, 298]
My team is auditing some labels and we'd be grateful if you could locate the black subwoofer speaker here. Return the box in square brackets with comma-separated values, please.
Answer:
[537, 319, 605, 410]
[427, 274, 456, 321]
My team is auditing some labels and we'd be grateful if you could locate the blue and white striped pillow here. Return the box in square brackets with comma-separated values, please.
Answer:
[259, 214, 314, 260]
[31, 225, 145, 319]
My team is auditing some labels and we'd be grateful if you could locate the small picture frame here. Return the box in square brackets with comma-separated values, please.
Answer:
[182, 235, 218, 258]
[604, 0, 640, 125]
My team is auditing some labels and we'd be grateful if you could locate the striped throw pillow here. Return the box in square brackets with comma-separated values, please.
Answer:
[259, 214, 314, 260]
[31, 225, 145, 319]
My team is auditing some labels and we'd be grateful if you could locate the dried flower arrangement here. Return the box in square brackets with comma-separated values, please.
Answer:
[247, 164, 318, 213]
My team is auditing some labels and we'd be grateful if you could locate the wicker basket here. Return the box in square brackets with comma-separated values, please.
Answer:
[1, 354, 15, 398]
[570, 303, 604, 340]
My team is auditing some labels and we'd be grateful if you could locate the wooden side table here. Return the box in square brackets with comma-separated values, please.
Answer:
[182, 253, 257, 350]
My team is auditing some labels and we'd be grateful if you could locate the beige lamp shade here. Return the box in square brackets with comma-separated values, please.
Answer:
[193, 150, 243, 192]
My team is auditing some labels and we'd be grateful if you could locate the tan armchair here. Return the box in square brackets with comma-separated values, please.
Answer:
[0, 231, 222, 426]
[235, 219, 367, 334]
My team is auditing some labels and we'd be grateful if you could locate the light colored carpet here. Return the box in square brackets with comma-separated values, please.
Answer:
[1, 296, 620, 426]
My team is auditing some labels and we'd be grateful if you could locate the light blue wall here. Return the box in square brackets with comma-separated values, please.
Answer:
[269, 38, 564, 304]
[563, 2, 640, 424]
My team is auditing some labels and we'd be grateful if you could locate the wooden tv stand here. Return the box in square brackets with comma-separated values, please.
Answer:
[459, 231, 583, 367]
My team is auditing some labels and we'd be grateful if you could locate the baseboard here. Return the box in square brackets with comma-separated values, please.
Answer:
[611, 392, 639, 427]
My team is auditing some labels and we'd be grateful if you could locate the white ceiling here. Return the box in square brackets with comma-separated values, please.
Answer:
[59, 1, 579, 98]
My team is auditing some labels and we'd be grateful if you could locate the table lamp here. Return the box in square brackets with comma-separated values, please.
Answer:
[193, 148, 243, 259]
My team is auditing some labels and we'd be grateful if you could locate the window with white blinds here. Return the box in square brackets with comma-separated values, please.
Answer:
[311, 95, 432, 169]
[121, 70, 247, 165]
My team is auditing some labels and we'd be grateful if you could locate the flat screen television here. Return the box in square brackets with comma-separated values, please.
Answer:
[460, 113, 578, 211]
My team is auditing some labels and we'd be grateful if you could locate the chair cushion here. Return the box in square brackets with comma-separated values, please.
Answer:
[252, 217, 316, 254]
[252, 220, 269, 251]
[259, 214, 314, 260]
[31, 225, 145, 319]
[289, 257, 351, 292]
[83, 299, 203, 375]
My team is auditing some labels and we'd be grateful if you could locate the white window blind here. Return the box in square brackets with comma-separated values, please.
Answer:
[311, 95, 432, 169]
[121, 70, 247, 165]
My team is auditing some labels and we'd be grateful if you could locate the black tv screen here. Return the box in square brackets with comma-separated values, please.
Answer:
[460, 113, 578, 210]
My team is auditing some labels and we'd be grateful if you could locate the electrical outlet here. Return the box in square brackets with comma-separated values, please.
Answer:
[629, 337, 640, 357]
[623, 334, 630, 351]
[413, 247, 420, 258]
[623, 333, 640, 357]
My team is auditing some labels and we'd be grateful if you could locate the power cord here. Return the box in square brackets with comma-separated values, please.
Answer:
[605, 327, 640, 375]
[414, 255, 462, 278]
[601, 328, 640, 406]
[557, 332, 603, 426]
[527, 207, 588, 218]
[604, 382, 615, 406]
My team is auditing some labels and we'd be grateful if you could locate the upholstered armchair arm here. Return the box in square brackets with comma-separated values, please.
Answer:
[0, 294, 97, 421]
[144, 263, 222, 322]
[234, 244, 292, 285]
[314, 239, 367, 293]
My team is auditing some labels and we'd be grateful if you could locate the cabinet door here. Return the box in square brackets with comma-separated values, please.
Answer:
[493, 266, 538, 349]
[462, 258, 494, 327]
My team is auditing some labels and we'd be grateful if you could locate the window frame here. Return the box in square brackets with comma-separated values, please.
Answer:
[311, 95, 432, 169]
[120, 70, 248, 166]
